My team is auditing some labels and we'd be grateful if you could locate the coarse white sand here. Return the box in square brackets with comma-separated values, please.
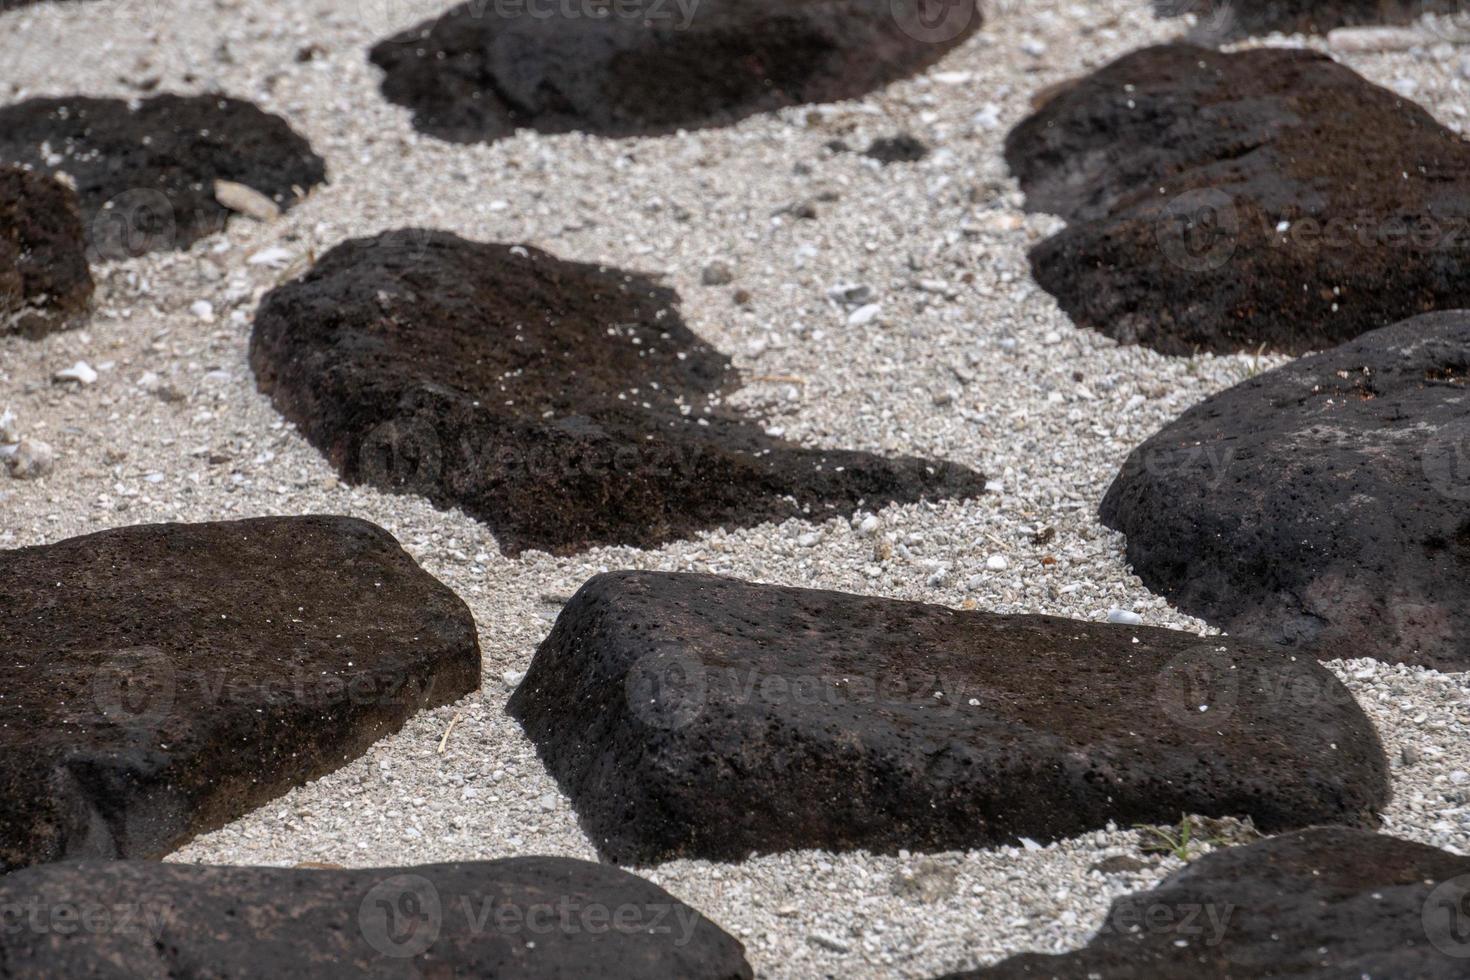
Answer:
[2, 0, 1469, 975]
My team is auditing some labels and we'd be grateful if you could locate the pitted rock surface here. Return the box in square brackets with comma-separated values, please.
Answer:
[1102, 311, 1470, 671]
[508, 571, 1388, 863]
[0, 516, 480, 873]
[0, 94, 325, 258]
[1006, 44, 1470, 354]
[0, 165, 92, 338]
[249, 229, 985, 555]
[368, 0, 981, 142]
[951, 827, 1470, 978]
[0, 856, 752, 978]
[1157, 0, 1466, 38]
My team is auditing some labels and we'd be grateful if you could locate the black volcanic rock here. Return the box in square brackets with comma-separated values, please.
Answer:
[1157, 0, 1466, 38]
[864, 133, 930, 163]
[368, 0, 981, 142]
[0, 516, 480, 873]
[1, 165, 92, 338]
[1005, 44, 1470, 355]
[1102, 311, 1470, 671]
[508, 571, 1387, 864]
[0, 856, 753, 979]
[249, 229, 985, 555]
[0, 94, 325, 258]
[950, 828, 1470, 978]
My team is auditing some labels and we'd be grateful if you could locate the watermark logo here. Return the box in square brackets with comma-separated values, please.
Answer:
[625, 646, 707, 730]
[0, 898, 168, 938]
[1157, 189, 1238, 273]
[91, 646, 176, 730]
[1097, 899, 1234, 947]
[1155, 645, 1240, 730]
[1141, 443, 1235, 490]
[891, 0, 978, 45]
[359, 417, 444, 493]
[1424, 874, 1470, 959]
[1423, 419, 1470, 502]
[359, 874, 443, 958]
[90, 189, 176, 262]
[1155, 0, 1239, 38]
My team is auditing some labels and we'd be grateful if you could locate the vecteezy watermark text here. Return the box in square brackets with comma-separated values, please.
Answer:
[358, 875, 702, 958]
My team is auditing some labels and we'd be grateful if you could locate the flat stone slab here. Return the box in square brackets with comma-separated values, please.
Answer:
[1005, 43, 1470, 355]
[0, 516, 480, 873]
[952, 827, 1470, 977]
[1, 165, 92, 338]
[0, 95, 325, 258]
[0, 856, 752, 978]
[1102, 311, 1470, 671]
[249, 230, 984, 555]
[368, 0, 980, 142]
[508, 571, 1388, 864]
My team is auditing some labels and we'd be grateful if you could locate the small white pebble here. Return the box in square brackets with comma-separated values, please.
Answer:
[53, 361, 98, 386]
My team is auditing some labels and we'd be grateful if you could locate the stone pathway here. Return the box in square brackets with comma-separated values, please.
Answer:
[1007, 42, 1470, 354]
[0, 165, 91, 338]
[249, 229, 985, 554]
[512, 570, 1387, 861]
[1102, 311, 1470, 671]
[0, 94, 325, 260]
[369, 0, 982, 141]
[0, 856, 753, 978]
[954, 826, 1470, 977]
[0, 516, 479, 872]
[0, 0, 1468, 976]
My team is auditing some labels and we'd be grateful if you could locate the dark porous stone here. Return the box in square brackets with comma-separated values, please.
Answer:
[1005, 44, 1470, 355]
[0, 856, 752, 978]
[0, 165, 93, 338]
[1102, 311, 1470, 671]
[0, 95, 325, 258]
[948, 827, 1470, 978]
[249, 230, 984, 555]
[508, 571, 1387, 864]
[0, 516, 480, 873]
[1156, 0, 1465, 38]
[864, 133, 930, 164]
[368, 0, 980, 142]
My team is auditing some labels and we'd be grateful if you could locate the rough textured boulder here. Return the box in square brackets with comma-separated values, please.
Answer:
[1006, 44, 1470, 355]
[508, 571, 1388, 864]
[951, 827, 1470, 978]
[0, 95, 325, 258]
[368, 0, 981, 142]
[1, 165, 92, 337]
[1157, 0, 1465, 37]
[1102, 311, 1470, 672]
[0, 516, 480, 873]
[0, 856, 752, 978]
[249, 230, 984, 555]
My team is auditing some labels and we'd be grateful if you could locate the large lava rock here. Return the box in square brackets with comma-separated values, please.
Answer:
[951, 827, 1470, 978]
[1, 165, 92, 338]
[368, 0, 982, 142]
[249, 229, 984, 555]
[0, 856, 753, 978]
[0, 516, 480, 873]
[0, 95, 325, 258]
[1005, 44, 1470, 355]
[1157, 0, 1465, 38]
[1102, 311, 1470, 671]
[508, 571, 1387, 864]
